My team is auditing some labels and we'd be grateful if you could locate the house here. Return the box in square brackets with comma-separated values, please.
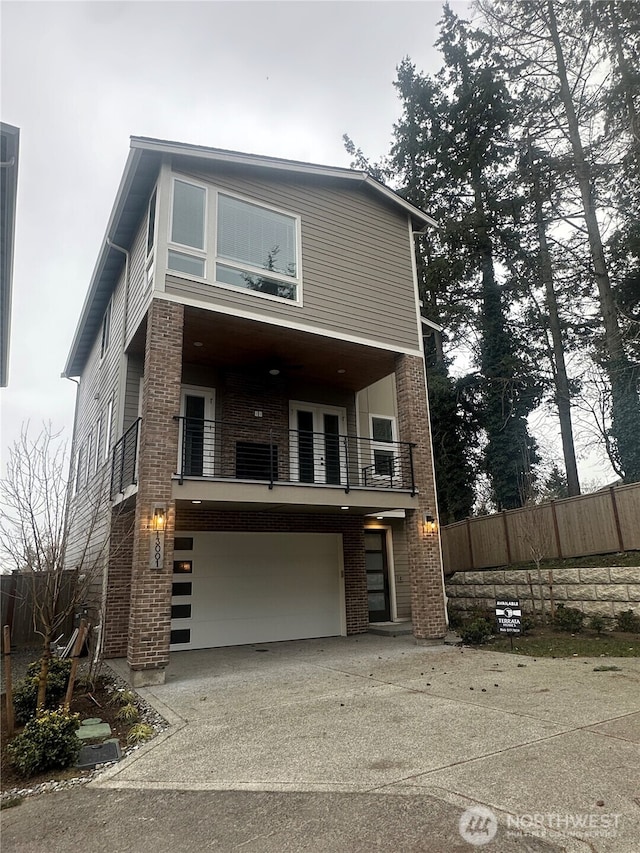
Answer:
[63, 136, 448, 686]
[1, 122, 20, 387]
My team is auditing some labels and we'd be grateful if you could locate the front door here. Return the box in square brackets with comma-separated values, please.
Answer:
[290, 403, 346, 485]
[365, 529, 391, 622]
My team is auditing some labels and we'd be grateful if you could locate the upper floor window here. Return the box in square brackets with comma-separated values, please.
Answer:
[216, 194, 299, 301]
[100, 300, 111, 360]
[370, 415, 397, 478]
[167, 177, 301, 304]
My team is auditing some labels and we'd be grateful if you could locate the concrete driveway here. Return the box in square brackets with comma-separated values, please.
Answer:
[96, 634, 639, 852]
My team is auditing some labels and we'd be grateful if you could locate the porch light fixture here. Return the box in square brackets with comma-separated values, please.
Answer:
[423, 512, 436, 534]
[340, 506, 349, 511]
[191, 500, 202, 504]
[152, 506, 166, 531]
[150, 505, 166, 570]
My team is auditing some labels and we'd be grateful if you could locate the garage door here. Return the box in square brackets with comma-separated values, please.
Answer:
[170, 532, 345, 650]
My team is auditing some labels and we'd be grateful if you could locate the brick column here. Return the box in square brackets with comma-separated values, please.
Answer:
[343, 520, 368, 634]
[127, 299, 184, 685]
[103, 505, 136, 658]
[395, 353, 447, 640]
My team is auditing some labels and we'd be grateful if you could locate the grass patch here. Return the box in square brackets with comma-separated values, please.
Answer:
[481, 626, 640, 657]
[0, 796, 24, 810]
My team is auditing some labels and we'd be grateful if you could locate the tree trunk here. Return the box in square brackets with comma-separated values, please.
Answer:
[36, 639, 52, 713]
[532, 157, 581, 495]
[546, 0, 640, 482]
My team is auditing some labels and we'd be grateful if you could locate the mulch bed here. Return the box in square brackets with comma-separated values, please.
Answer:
[1, 663, 164, 797]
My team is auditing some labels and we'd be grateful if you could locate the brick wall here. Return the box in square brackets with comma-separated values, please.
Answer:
[103, 504, 135, 658]
[395, 353, 447, 640]
[127, 299, 184, 677]
[447, 566, 640, 618]
[175, 507, 368, 634]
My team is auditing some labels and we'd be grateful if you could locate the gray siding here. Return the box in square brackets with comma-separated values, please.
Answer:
[164, 162, 421, 351]
[123, 356, 144, 430]
[65, 244, 129, 577]
[125, 214, 152, 347]
[389, 519, 411, 618]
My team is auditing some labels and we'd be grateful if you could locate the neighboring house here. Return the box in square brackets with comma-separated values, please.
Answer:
[63, 136, 447, 686]
[0, 122, 20, 387]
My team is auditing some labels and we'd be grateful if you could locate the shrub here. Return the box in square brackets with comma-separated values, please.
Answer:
[615, 609, 640, 633]
[554, 604, 585, 633]
[8, 709, 80, 777]
[115, 703, 140, 724]
[13, 657, 73, 725]
[446, 605, 467, 630]
[460, 618, 493, 646]
[588, 614, 609, 635]
[126, 723, 154, 746]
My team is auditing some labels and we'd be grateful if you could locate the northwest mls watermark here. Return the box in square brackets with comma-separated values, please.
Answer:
[507, 812, 622, 840]
[458, 805, 622, 846]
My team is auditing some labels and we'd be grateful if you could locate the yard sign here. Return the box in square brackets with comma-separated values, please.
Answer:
[495, 599, 522, 635]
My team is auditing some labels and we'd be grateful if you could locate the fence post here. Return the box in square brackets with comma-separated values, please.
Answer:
[609, 487, 625, 552]
[3, 625, 14, 737]
[502, 511, 512, 565]
[465, 517, 475, 570]
[550, 500, 563, 559]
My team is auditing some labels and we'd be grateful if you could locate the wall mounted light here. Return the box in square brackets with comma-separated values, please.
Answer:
[423, 512, 437, 534]
[152, 506, 166, 532]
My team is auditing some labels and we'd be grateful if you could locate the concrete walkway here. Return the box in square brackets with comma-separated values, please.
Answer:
[3, 634, 638, 851]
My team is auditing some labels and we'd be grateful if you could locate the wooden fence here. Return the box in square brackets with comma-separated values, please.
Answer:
[0, 571, 77, 649]
[441, 481, 640, 574]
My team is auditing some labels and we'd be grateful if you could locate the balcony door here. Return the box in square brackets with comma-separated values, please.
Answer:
[179, 387, 215, 477]
[290, 403, 347, 485]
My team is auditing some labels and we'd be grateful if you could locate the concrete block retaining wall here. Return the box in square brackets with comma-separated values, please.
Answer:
[445, 566, 640, 618]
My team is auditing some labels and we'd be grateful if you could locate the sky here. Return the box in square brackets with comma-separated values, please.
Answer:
[0, 0, 614, 488]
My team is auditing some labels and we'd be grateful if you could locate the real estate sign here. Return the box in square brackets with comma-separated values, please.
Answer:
[495, 599, 522, 635]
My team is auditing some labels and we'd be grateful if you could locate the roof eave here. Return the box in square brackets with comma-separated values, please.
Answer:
[63, 147, 143, 377]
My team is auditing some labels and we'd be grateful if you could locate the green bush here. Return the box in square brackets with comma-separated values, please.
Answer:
[8, 709, 80, 777]
[588, 614, 610, 635]
[460, 618, 493, 645]
[554, 604, 585, 633]
[615, 609, 640, 633]
[13, 657, 73, 725]
[446, 604, 467, 630]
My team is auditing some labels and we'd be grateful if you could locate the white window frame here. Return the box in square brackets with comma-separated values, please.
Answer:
[100, 299, 112, 361]
[94, 417, 102, 473]
[166, 173, 303, 307]
[368, 414, 398, 484]
[145, 188, 158, 292]
[289, 402, 347, 485]
[167, 177, 208, 279]
[178, 386, 216, 478]
[214, 190, 302, 305]
[104, 397, 114, 462]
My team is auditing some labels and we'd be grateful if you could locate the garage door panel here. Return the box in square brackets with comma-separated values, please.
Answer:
[171, 532, 345, 650]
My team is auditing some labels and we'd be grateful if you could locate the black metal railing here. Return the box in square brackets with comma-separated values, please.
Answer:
[174, 416, 416, 494]
[110, 418, 141, 498]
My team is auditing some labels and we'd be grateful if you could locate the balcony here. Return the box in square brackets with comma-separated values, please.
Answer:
[110, 418, 140, 499]
[174, 416, 416, 495]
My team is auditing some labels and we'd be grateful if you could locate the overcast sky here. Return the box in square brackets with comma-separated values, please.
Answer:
[0, 0, 614, 487]
[1, 0, 468, 457]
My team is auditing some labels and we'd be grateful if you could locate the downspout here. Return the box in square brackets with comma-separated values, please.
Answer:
[102, 238, 131, 668]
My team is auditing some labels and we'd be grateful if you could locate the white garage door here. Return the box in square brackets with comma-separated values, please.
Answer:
[171, 532, 345, 650]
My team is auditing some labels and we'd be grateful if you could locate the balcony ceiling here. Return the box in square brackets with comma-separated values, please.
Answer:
[179, 306, 398, 392]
